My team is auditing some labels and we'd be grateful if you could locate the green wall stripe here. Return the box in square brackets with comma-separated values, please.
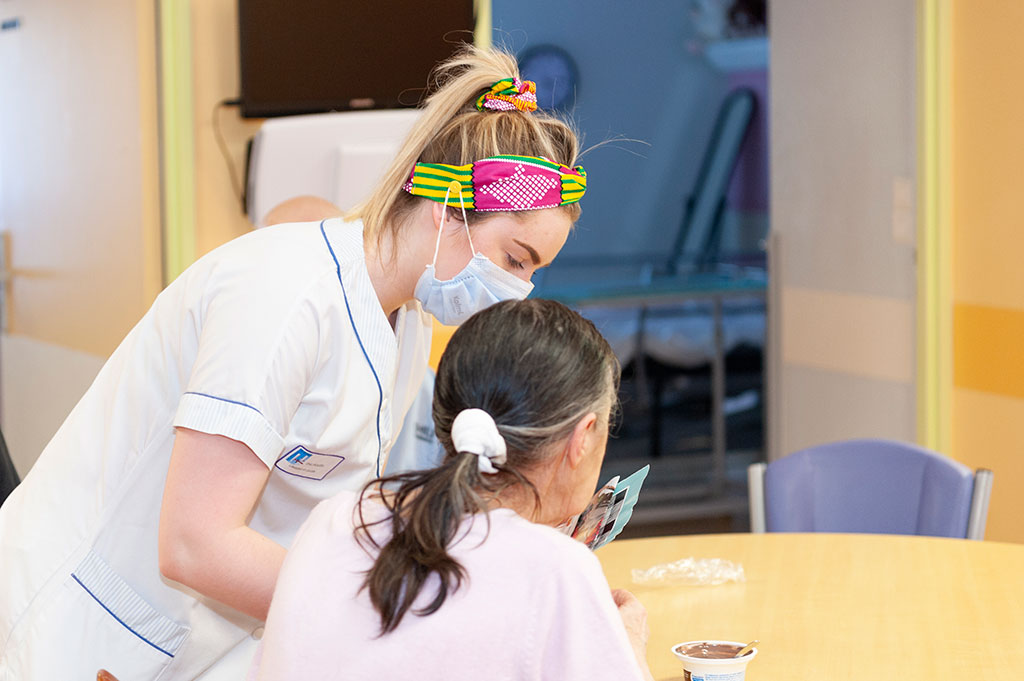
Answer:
[916, 0, 953, 452]
[158, 0, 196, 285]
[475, 0, 492, 49]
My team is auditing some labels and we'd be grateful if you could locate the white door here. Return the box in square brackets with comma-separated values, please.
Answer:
[768, 0, 919, 458]
[0, 0, 162, 475]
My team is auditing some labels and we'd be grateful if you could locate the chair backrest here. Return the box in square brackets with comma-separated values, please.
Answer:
[0, 426, 19, 508]
[747, 439, 994, 539]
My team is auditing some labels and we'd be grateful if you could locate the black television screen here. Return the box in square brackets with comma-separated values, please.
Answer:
[238, 1, 476, 118]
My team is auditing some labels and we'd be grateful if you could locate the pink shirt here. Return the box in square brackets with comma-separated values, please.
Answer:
[250, 490, 646, 681]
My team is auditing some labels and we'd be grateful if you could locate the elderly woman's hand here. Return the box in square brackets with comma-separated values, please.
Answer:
[612, 588, 655, 681]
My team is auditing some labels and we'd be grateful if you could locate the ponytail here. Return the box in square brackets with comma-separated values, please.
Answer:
[355, 453, 516, 635]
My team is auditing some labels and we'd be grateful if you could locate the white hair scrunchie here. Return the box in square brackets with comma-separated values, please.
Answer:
[451, 408, 507, 474]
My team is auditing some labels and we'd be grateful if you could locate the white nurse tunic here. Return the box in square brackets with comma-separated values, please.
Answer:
[0, 218, 431, 680]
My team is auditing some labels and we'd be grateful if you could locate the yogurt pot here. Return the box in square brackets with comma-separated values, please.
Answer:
[670, 640, 758, 680]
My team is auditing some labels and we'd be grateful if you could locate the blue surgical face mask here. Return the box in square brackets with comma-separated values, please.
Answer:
[413, 182, 534, 326]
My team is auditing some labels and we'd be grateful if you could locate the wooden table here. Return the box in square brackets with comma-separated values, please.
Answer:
[597, 533, 1024, 680]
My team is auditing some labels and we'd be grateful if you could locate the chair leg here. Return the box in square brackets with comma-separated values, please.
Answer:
[966, 469, 994, 540]
[748, 462, 767, 533]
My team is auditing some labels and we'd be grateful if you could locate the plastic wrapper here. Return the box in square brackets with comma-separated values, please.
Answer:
[631, 557, 746, 586]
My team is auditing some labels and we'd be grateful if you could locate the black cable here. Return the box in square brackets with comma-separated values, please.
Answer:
[213, 98, 244, 209]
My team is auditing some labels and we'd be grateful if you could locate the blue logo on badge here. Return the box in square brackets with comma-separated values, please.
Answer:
[285, 448, 313, 464]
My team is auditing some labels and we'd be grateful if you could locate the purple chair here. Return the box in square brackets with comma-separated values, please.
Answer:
[747, 439, 994, 540]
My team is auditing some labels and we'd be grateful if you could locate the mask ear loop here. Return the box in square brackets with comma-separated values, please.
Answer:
[429, 179, 474, 267]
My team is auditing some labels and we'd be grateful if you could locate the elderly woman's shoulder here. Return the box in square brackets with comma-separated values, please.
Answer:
[484, 509, 600, 570]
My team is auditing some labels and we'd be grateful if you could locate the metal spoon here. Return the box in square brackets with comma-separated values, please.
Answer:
[734, 640, 759, 658]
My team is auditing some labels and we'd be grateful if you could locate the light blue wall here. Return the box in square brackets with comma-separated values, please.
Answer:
[492, 0, 729, 259]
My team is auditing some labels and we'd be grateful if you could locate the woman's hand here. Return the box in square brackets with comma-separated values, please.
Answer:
[612, 588, 656, 681]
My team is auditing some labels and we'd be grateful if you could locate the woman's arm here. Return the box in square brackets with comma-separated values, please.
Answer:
[158, 427, 286, 622]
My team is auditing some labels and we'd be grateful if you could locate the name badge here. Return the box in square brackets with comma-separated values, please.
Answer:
[275, 446, 344, 481]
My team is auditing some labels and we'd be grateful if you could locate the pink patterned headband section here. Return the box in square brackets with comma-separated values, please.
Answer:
[403, 155, 586, 212]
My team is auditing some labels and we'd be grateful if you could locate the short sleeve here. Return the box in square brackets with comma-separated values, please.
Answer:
[533, 541, 647, 681]
[174, 264, 335, 466]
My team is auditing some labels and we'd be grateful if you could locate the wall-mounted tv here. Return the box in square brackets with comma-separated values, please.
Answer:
[237, 1, 476, 118]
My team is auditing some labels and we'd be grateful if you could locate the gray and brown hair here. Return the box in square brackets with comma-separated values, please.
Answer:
[356, 299, 619, 634]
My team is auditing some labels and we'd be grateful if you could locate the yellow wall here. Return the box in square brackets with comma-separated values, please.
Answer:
[950, 0, 1024, 543]
[190, 0, 263, 257]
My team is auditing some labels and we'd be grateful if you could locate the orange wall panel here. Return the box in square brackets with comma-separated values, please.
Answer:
[951, 0, 1024, 542]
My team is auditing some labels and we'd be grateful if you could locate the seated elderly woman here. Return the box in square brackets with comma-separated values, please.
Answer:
[249, 298, 655, 681]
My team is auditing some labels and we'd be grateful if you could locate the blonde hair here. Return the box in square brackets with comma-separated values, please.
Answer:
[345, 45, 581, 244]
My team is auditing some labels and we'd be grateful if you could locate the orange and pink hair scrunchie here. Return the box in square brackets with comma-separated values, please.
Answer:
[475, 77, 538, 113]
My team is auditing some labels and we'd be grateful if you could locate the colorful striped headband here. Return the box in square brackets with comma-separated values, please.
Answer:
[403, 155, 586, 212]
[476, 78, 538, 113]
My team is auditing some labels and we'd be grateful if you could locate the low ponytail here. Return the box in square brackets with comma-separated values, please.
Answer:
[355, 452, 495, 635]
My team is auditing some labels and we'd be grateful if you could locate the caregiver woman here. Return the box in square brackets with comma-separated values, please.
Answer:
[0, 46, 586, 680]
